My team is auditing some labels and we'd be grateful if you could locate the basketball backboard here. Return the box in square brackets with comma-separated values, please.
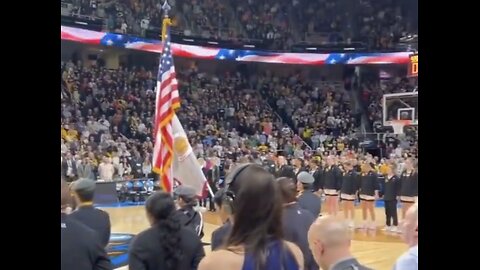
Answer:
[382, 92, 418, 126]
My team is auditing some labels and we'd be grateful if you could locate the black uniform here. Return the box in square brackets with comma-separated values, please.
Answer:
[128, 225, 205, 270]
[61, 213, 112, 270]
[399, 170, 418, 200]
[331, 257, 374, 270]
[311, 167, 324, 192]
[211, 221, 232, 251]
[383, 175, 400, 226]
[359, 171, 380, 200]
[282, 203, 318, 270]
[177, 207, 204, 239]
[70, 205, 111, 247]
[298, 190, 321, 217]
[323, 165, 342, 194]
[340, 170, 359, 199]
[276, 165, 296, 180]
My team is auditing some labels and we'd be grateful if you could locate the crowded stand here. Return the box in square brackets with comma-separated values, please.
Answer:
[61, 60, 311, 182]
[61, 0, 417, 51]
[231, 0, 295, 50]
[61, 57, 418, 185]
[257, 73, 357, 149]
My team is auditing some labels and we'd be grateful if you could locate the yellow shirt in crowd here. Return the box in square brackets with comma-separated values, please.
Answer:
[303, 128, 313, 139]
[337, 142, 345, 151]
[379, 163, 389, 175]
[62, 128, 79, 142]
[258, 145, 269, 153]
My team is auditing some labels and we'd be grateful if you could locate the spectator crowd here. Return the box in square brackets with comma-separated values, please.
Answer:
[61, 60, 307, 181]
[61, 58, 417, 183]
[61, 0, 417, 51]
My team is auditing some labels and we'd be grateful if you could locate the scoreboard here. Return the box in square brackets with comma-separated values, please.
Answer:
[407, 53, 418, 77]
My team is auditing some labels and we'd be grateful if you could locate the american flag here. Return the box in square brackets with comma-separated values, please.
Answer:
[152, 27, 180, 193]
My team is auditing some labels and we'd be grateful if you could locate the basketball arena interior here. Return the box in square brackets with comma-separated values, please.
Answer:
[61, 0, 418, 269]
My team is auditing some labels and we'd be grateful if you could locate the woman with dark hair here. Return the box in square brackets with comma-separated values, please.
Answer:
[129, 191, 205, 270]
[198, 164, 304, 270]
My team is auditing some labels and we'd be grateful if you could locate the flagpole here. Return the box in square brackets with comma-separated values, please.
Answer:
[159, 0, 214, 199]
[161, 0, 174, 192]
[206, 180, 215, 198]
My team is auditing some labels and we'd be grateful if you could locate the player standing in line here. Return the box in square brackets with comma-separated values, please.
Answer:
[359, 162, 380, 230]
[382, 162, 401, 232]
[339, 161, 359, 229]
[322, 156, 342, 216]
[399, 158, 418, 220]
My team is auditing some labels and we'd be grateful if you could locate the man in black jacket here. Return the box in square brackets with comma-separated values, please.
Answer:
[275, 156, 296, 180]
[70, 178, 111, 247]
[297, 172, 322, 217]
[309, 159, 324, 195]
[210, 188, 232, 251]
[175, 185, 204, 239]
[292, 157, 308, 178]
[278, 177, 318, 270]
[61, 179, 112, 270]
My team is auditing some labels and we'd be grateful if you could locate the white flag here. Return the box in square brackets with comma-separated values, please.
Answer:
[171, 114, 207, 196]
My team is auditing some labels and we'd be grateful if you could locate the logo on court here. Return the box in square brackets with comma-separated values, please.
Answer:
[107, 233, 135, 269]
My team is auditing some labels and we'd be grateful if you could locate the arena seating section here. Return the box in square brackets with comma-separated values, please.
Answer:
[61, 57, 417, 181]
[61, 0, 417, 51]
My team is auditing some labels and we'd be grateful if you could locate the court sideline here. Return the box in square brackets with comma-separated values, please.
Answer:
[103, 205, 407, 270]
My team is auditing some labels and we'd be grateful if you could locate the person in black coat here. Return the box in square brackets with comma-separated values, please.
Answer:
[297, 172, 321, 217]
[175, 185, 204, 239]
[275, 155, 296, 180]
[292, 158, 308, 181]
[210, 188, 232, 251]
[61, 179, 112, 270]
[69, 178, 111, 247]
[382, 162, 401, 232]
[129, 191, 205, 270]
[277, 177, 318, 270]
[201, 158, 220, 211]
[309, 159, 324, 196]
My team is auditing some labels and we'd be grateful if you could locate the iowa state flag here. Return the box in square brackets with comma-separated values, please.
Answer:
[171, 115, 206, 196]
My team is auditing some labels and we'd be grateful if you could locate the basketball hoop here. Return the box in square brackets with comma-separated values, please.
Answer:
[391, 120, 411, 135]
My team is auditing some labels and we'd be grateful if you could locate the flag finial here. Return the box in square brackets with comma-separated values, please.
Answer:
[162, 0, 171, 18]
[161, 0, 172, 41]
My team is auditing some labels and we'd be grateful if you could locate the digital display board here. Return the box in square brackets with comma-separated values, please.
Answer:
[408, 53, 418, 77]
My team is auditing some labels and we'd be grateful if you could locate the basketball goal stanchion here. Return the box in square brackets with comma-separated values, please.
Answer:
[391, 120, 411, 135]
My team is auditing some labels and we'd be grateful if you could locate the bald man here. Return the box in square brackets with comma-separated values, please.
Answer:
[393, 203, 418, 270]
[308, 216, 372, 270]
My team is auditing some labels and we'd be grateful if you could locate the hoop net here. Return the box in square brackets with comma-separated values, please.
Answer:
[391, 120, 411, 135]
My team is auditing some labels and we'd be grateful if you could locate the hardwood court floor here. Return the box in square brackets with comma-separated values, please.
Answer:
[103, 206, 408, 270]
